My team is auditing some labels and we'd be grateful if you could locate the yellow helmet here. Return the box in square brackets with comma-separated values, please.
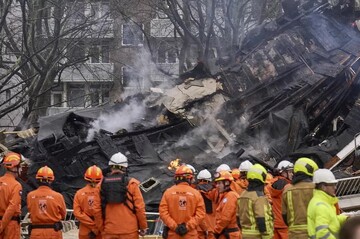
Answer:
[294, 157, 318, 177]
[247, 164, 267, 183]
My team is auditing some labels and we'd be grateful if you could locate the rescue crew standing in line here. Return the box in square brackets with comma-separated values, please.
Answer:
[73, 165, 103, 239]
[97, 152, 148, 239]
[237, 164, 273, 239]
[213, 171, 241, 239]
[307, 169, 348, 239]
[0, 152, 23, 239]
[159, 164, 205, 239]
[282, 157, 318, 239]
[27, 166, 67, 239]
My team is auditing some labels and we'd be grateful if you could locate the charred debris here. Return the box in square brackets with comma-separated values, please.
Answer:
[2, 1, 360, 212]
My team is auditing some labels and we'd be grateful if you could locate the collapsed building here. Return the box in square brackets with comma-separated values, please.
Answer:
[2, 1, 360, 212]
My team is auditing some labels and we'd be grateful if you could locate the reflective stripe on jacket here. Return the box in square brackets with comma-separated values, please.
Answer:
[307, 190, 347, 239]
[237, 190, 273, 239]
[282, 181, 314, 237]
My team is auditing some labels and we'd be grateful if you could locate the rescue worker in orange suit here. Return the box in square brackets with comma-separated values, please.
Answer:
[159, 164, 205, 239]
[196, 169, 216, 239]
[267, 160, 294, 239]
[98, 152, 148, 239]
[216, 164, 242, 195]
[237, 164, 273, 239]
[282, 157, 318, 239]
[27, 166, 67, 239]
[74, 165, 103, 239]
[213, 171, 241, 239]
[0, 152, 23, 239]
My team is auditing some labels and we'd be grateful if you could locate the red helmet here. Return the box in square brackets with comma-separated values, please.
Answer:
[175, 165, 193, 179]
[231, 168, 240, 180]
[84, 165, 103, 183]
[36, 166, 55, 182]
[214, 171, 234, 182]
[3, 152, 21, 169]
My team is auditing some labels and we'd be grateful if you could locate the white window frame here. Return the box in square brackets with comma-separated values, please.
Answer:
[87, 45, 110, 63]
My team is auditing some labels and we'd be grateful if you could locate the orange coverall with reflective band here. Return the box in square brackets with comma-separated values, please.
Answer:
[196, 184, 216, 239]
[0, 173, 22, 239]
[27, 185, 67, 239]
[214, 190, 241, 239]
[73, 184, 103, 239]
[159, 182, 206, 239]
[99, 177, 148, 239]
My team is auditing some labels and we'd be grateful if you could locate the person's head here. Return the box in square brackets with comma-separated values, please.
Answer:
[239, 160, 253, 179]
[214, 171, 233, 193]
[231, 168, 240, 180]
[197, 169, 212, 183]
[339, 216, 360, 239]
[247, 164, 267, 184]
[174, 165, 194, 184]
[109, 152, 128, 174]
[277, 160, 294, 180]
[216, 164, 231, 173]
[294, 157, 318, 178]
[84, 165, 103, 187]
[313, 169, 337, 196]
[186, 164, 197, 184]
[2, 152, 23, 175]
[36, 166, 55, 186]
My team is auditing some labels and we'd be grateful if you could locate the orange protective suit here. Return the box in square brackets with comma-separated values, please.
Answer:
[99, 176, 148, 239]
[159, 182, 206, 239]
[267, 176, 290, 239]
[0, 173, 22, 239]
[73, 184, 103, 239]
[214, 190, 241, 239]
[27, 185, 66, 239]
[196, 183, 216, 239]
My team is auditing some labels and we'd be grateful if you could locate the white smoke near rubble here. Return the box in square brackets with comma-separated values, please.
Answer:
[86, 48, 175, 141]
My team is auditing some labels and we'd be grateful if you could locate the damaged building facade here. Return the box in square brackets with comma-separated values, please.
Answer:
[2, 0, 360, 213]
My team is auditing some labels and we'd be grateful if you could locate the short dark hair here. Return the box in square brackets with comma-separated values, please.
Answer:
[339, 216, 360, 239]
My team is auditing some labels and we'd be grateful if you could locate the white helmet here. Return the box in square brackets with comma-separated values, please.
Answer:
[109, 152, 128, 167]
[197, 169, 212, 181]
[313, 169, 338, 184]
[186, 164, 197, 174]
[277, 160, 294, 171]
[216, 164, 231, 173]
[239, 160, 253, 172]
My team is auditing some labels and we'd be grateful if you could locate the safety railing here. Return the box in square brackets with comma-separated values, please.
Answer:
[336, 176, 360, 197]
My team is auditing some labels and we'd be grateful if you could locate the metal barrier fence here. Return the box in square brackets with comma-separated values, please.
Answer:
[336, 175, 360, 197]
[21, 210, 163, 238]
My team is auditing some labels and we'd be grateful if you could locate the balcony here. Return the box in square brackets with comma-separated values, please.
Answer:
[60, 63, 114, 82]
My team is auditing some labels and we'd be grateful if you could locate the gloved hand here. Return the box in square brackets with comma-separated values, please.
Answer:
[175, 223, 188, 236]
[88, 231, 97, 239]
[139, 228, 147, 236]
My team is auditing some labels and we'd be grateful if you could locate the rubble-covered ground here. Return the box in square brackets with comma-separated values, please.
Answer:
[2, 1, 360, 212]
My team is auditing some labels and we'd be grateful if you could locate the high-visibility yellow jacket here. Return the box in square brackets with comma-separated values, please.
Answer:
[282, 181, 314, 238]
[237, 190, 273, 239]
[307, 190, 347, 239]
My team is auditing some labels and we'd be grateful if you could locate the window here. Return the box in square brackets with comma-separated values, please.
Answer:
[52, 93, 63, 107]
[70, 43, 85, 61]
[158, 46, 177, 63]
[90, 0, 111, 19]
[67, 84, 85, 107]
[88, 45, 110, 63]
[121, 67, 143, 89]
[122, 23, 144, 46]
[68, 1, 85, 21]
[89, 84, 111, 106]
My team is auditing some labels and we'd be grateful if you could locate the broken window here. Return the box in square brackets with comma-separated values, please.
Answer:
[122, 23, 144, 46]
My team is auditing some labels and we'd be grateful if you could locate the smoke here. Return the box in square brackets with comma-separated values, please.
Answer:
[86, 98, 146, 141]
